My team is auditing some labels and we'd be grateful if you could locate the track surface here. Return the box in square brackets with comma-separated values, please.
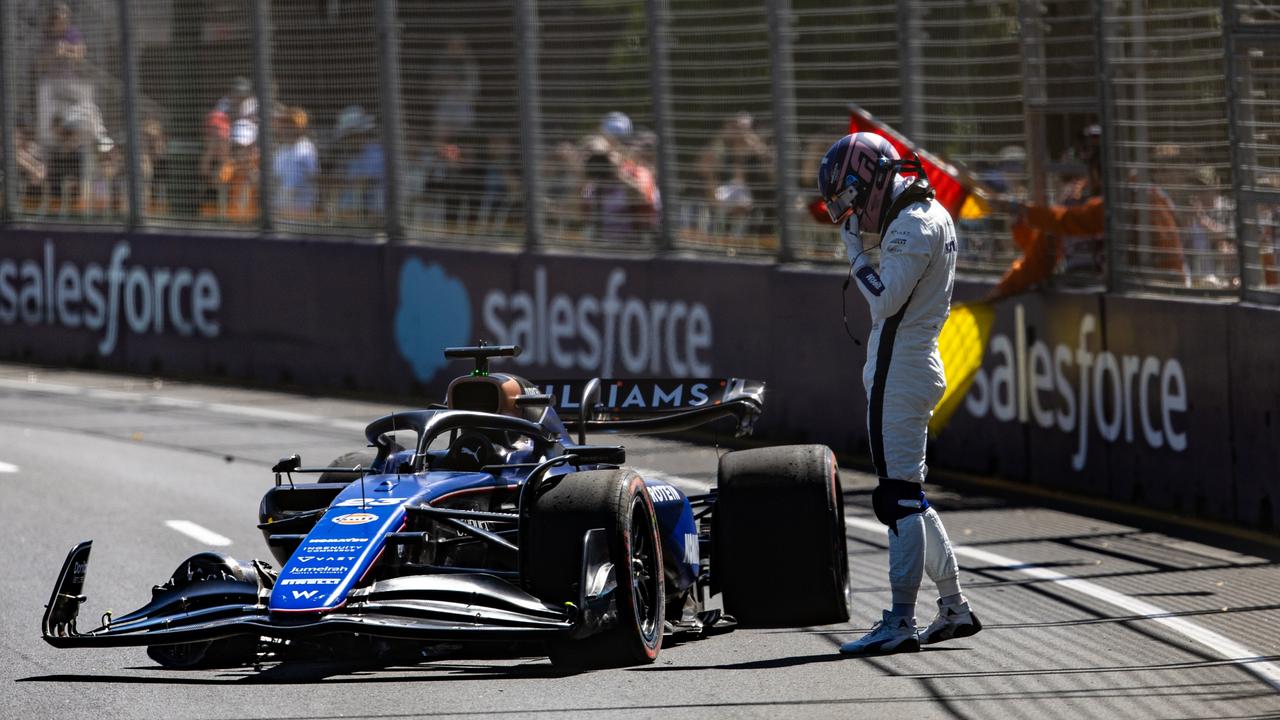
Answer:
[1, 364, 1278, 720]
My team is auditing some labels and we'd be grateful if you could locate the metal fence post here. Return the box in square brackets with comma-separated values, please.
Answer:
[118, 0, 143, 229]
[1018, 0, 1048, 205]
[767, 0, 797, 263]
[645, 0, 676, 254]
[0, 0, 17, 222]
[1093, 0, 1119, 293]
[897, 0, 923, 140]
[250, 0, 275, 234]
[374, 0, 404, 242]
[1221, 0, 1250, 301]
[514, 0, 544, 253]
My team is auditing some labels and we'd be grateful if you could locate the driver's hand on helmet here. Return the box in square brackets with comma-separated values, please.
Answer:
[841, 217, 865, 264]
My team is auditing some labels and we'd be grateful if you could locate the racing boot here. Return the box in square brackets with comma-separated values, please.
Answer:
[839, 610, 919, 655]
[920, 598, 982, 645]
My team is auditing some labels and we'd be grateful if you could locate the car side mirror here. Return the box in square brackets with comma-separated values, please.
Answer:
[271, 454, 301, 473]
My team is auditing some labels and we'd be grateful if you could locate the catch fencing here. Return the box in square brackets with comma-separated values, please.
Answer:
[0, 0, 1277, 302]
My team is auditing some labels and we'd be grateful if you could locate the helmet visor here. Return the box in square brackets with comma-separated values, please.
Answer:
[825, 183, 860, 224]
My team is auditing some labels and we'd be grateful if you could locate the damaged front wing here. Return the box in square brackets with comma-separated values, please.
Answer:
[41, 540, 619, 649]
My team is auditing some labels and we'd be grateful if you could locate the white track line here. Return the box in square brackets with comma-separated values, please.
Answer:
[0, 461, 18, 473]
[639, 467, 1280, 693]
[842, 515, 1280, 692]
[164, 520, 233, 547]
[0, 377, 366, 432]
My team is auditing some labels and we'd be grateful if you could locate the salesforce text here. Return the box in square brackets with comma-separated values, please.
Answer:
[0, 240, 222, 355]
[483, 267, 712, 376]
[964, 307, 1187, 471]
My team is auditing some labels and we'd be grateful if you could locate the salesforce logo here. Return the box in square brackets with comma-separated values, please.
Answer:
[393, 258, 472, 382]
[393, 260, 714, 382]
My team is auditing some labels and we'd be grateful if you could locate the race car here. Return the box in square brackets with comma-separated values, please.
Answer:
[42, 344, 850, 670]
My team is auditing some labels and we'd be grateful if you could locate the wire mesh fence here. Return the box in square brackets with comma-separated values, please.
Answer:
[536, 0, 657, 253]
[0, 0, 1277, 303]
[1231, 2, 1280, 298]
[1104, 0, 1237, 293]
[6, 0, 129, 225]
[400, 2, 524, 249]
[666, 0, 775, 258]
[790, 1, 900, 262]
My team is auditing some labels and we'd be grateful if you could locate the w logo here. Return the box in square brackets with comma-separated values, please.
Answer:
[291, 590, 320, 600]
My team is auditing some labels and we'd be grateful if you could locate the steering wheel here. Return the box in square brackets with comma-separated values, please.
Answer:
[443, 431, 499, 471]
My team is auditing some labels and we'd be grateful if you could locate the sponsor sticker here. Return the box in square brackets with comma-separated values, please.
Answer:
[300, 545, 361, 553]
[856, 266, 885, 296]
[280, 578, 341, 586]
[647, 484, 682, 503]
[306, 537, 368, 544]
[335, 498, 402, 507]
[288, 566, 349, 575]
[333, 513, 378, 525]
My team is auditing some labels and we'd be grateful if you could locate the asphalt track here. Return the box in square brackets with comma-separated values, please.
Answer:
[1, 364, 1278, 720]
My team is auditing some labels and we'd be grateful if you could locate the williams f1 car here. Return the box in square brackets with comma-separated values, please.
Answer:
[42, 344, 850, 669]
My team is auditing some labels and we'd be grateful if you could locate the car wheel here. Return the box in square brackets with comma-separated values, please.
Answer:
[523, 469, 665, 670]
[317, 445, 402, 484]
[713, 444, 850, 626]
[146, 554, 262, 669]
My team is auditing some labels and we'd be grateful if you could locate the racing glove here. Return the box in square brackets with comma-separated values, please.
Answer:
[841, 217, 865, 264]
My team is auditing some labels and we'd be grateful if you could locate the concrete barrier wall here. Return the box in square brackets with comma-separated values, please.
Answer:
[2, 229, 1275, 530]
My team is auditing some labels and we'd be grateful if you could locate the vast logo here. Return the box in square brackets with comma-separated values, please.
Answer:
[0, 239, 222, 355]
[393, 258, 472, 382]
[964, 308, 1188, 470]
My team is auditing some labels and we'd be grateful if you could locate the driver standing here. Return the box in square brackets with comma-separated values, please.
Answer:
[817, 132, 982, 655]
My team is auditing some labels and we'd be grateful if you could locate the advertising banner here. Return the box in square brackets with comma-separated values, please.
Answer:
[2, 229, 1277, 529]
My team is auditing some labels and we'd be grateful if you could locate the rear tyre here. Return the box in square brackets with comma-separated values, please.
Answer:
[317, 445, 402, 484]
[713, 445, 850, 626]
[146, 554, 262, 669]
[523, 469, 664, 669]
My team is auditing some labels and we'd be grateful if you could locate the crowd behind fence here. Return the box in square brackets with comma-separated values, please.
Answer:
[0, 0, 1277, 302]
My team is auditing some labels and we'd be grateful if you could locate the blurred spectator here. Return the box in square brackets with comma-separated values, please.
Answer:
[429, 34, 480, 148]
[478, 134, 520, 230]
[544, 141, 585, 233]
[217, 77, 258, 127]
[45, 114, 83, 213]
[580, 134, 630, 241]
[577, 112, 661, 243]
[1184, 167, 1234, 283]
[140, 117, 169, 214]
[7, 126, 47, 205]
[200, 78, 254, 216]
[620, 129, 660, 228]
[273, 107, 319, 218]
[331, 105, 384, 221]
[697, 112, 771, 236]
[223, 118, 259, 220]
[986, 145, 1189, 302]
[35, 2, 91, 150]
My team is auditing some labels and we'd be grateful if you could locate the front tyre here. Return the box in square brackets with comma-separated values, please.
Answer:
[713, 445, 851, 626]
[523, 469, 665, 669]
[145, 554, 262, 669]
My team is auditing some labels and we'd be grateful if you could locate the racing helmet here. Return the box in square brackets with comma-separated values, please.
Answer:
[817, 132, 901, 233]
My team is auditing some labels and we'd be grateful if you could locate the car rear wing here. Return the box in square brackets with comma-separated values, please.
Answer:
[538, 378, 765, 438]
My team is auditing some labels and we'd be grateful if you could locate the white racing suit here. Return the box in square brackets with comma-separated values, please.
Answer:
[851, 178, 961, 608]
